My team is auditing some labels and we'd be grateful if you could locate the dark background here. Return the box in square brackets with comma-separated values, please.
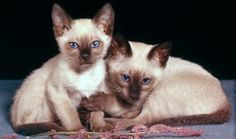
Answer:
[0, 0, 235, 79]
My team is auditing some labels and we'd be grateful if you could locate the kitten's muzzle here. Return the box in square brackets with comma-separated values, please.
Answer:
[129, 85, 140, 100]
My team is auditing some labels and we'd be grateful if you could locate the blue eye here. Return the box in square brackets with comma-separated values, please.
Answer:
[142, 78, 151, 85]
[121, 74, 130, 82]
[90, 40, 100, 48]
[69, 42, 79, 49]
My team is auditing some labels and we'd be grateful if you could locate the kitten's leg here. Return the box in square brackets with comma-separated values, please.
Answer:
[80, 92, 108, 111]
[47, 81, 83, 130]
[89, 111, 115, 132]
[81, 92, 126, 117]
[119, 110, 141, 119]
[13, 122, 65, 136]
[90, 108, 153, 132]
[113, 108, 153, 128]
[110, 104, 231, 130]
[154, 103, 231, 126]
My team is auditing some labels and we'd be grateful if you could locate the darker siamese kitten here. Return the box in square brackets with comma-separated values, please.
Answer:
[11, 3, 114, 135]
[82, 36, 231, 132]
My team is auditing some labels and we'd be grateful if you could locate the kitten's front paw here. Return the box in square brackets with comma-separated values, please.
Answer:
[92, 118, 130, 132]
[90, 111, 116, 132]
[91, 120, 115, 132]
[105, 118, 131, 130]
[80, 91, 107, 111]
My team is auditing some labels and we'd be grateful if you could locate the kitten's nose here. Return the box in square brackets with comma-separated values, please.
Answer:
[81, 53, 90, 60]
[80, 49, 90, 60]
[130, 93, 139, 100]
[129, 84, 140, 100]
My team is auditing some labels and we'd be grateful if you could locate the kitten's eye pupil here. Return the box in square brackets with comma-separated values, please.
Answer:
[90, 40, 100, 48]
[69, 42, 78, 49]
[121, 74, 130, 82]
[142, 78, 151, 85]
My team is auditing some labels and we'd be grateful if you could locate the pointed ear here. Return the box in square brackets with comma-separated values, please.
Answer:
[105, 35, 132, 59]
[51, 4, 72, 37]
[147, 41, 172, 67]
[93, 3, 115, 36]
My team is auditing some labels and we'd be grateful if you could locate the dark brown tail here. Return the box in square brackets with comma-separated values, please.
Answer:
[152, 104, 232, 126]
[13, 122, 65, 136]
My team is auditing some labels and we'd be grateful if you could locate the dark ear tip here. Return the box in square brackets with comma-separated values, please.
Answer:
[102, 3, 114, 12]
[103, 3, 112, 8]
[164, 41, 172, 46]
[52, 3, 61, 10]
[162, 41, 173, 50]
[113, 34, 125, 41]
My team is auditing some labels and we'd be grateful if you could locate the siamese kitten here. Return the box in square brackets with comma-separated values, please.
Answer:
[11, 3, 114, 135]
[82, 36, 231, 131]
[81, 35, 165, 119]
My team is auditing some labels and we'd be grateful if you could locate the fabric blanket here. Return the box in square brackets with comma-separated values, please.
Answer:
[0, 80, 235, 139]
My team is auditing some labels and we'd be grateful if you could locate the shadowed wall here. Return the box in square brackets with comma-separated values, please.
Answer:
[0, 0, 235, 79]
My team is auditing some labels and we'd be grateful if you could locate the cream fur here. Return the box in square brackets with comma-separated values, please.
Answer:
[142, 56, 228, 120]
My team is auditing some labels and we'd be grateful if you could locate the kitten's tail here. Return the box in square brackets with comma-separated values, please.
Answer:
[153, 103, 232, 126]
[13, 122, 65, 136]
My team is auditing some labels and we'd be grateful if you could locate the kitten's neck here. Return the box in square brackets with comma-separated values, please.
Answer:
[58, 55, 106, 97]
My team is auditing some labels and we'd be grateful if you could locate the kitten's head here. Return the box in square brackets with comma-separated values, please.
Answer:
[106, 36, 172, 106]
[51, 3, 114, 72]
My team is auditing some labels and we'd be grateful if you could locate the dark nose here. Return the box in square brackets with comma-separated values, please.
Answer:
[130, 92, 139, 100]
[129, 84, 140, 100]
[80, 50, 90, 60]
[81, 53, 90, 60]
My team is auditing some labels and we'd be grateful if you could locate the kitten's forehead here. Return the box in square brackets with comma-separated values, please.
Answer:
[129, 41, 154, 59]
[71, 19, 109, 39]
[127, 41, 154, 70]
[71, 19, 97, 35]
[57, 19, 110, 44]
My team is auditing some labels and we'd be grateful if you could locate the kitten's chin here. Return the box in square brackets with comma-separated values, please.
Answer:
[80, 63, 93, 71]
[71, 62, 93, 73]
[70, 58, 99, 73]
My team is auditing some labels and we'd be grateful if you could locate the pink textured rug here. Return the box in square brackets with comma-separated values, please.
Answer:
[2, 124, 203, 139]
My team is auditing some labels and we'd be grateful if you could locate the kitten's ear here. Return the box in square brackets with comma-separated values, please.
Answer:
[105, 35, 132, 59]
[147, 41, 172, 67]
[51, 3, 72, 37]
[93, 3, 115, 36]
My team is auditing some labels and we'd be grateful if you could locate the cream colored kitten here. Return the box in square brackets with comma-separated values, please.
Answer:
[11, 3, 114, 135]
[82, 36, 231, 131]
